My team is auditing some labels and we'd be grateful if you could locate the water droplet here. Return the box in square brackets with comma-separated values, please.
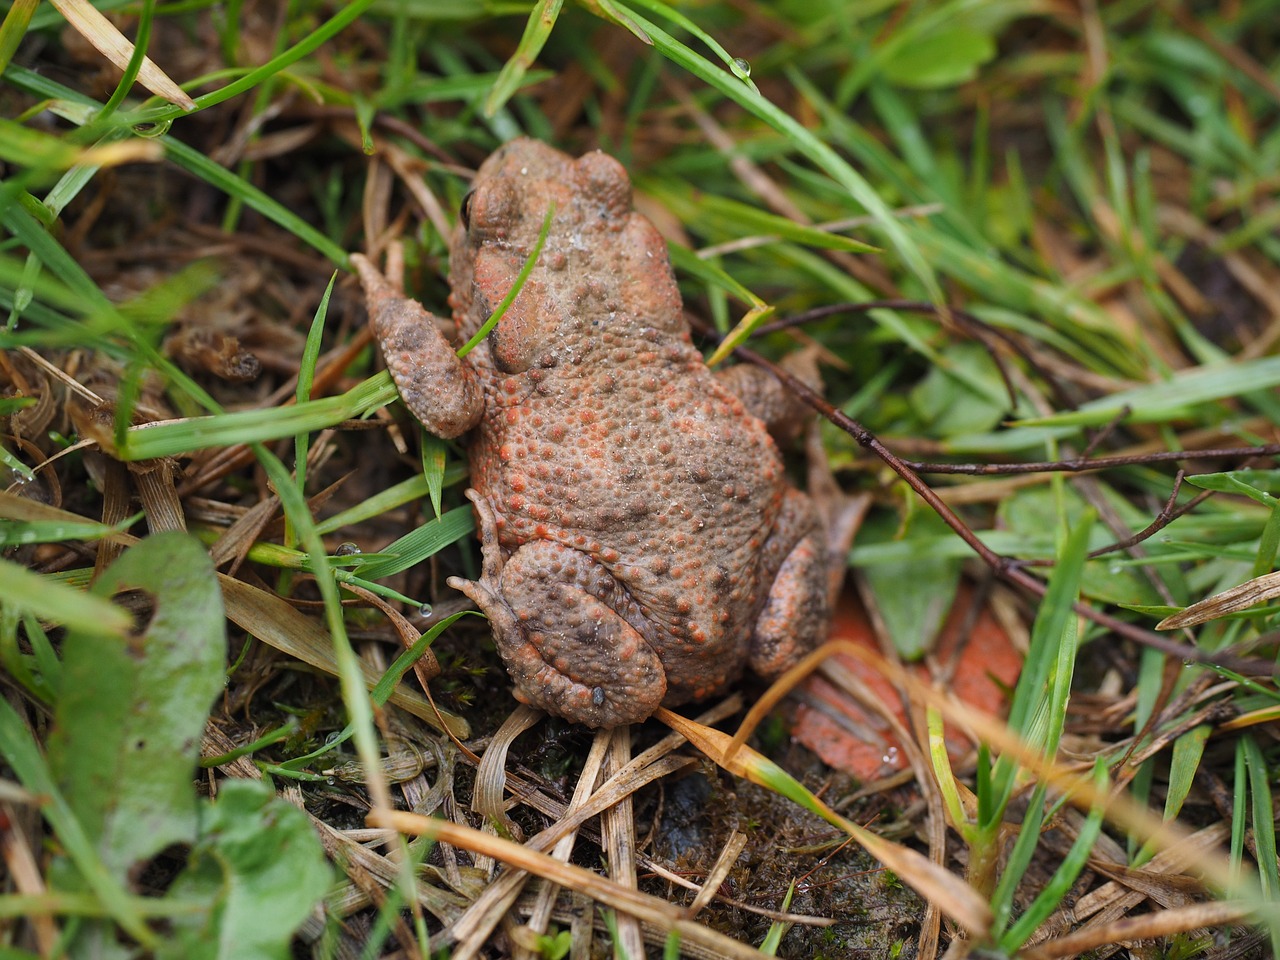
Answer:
[132, 118, 172, 138]
[882, 746, 900, 765]
[418, 602, 433, 618]
[731, 57, 751, 80]
[336, 541, 360, 556]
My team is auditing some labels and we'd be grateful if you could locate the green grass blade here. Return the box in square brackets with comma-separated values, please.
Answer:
[999, 760, 1109, 951]
[120, 372, 399, 460]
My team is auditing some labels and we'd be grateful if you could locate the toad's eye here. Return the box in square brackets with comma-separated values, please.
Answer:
[459, 190, 475, 229]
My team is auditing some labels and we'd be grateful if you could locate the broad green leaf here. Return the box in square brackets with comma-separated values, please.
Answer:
[48, 532, 224, 879]
[857, 510, 962, 659]
[162, 780, 332, 960]
[881, 26, 997, 89]
[907, 341, 1009, 437]
[0, 697, 155, 947]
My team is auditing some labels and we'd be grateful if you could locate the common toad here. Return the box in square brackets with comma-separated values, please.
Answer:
[353, 138, 830, 727]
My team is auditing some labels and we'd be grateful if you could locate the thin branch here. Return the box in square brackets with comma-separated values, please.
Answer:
[731, 343, 1275, 678]
[906, 445, 1280, 475]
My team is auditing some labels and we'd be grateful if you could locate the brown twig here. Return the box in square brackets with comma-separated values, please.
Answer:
[731, 343, 1274, 678]
[905, 445, 1280, 475]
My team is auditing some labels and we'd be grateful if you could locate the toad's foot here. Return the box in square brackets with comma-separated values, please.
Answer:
[449, 491, 667, 728]
[352, 252, 484, 439]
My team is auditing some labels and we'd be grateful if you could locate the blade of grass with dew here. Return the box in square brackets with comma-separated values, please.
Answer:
[0, 513, 141, 547]
[350, 504, 475, 581]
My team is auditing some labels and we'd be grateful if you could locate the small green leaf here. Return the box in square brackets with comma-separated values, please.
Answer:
[162, 779, 332, 960]
[420, 432, 448, 520]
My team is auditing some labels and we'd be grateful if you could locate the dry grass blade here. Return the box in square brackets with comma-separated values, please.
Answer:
[599, 726, 644, 959]
[1020, 900, 1256, 960]
[446, 754, 692, 948]
[686, 831, 748, 919]
[1156, 570, 1280, 629]
[447, 699, 743, 951]
[472, 705, 543, 838]
[828, 637, 1256, 902]
[655, 707, 994, 937]
[510, 732, 611, 960]
[367, 810, 772, 960]
[217, 573, 469, 738]
[47, 0, 195, 109]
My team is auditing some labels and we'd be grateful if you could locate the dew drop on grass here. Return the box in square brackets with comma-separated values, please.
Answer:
[731, 58, 751, 80]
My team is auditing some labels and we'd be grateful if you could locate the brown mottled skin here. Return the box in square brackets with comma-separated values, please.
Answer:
[353, 138, 829, 727]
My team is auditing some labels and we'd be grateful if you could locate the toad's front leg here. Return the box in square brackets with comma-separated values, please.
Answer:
[449, 492, 667, 728]
[352, 252, 483, 439]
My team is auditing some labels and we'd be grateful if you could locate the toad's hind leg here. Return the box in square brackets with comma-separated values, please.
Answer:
[749, 489, 830, 678]
[449, 493, 666, 728]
